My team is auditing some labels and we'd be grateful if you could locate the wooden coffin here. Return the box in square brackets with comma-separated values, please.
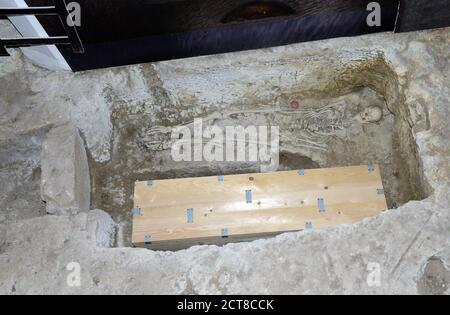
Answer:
[132, 165, 387, 250]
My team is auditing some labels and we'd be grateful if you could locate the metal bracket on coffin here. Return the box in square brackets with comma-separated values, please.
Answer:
[144, 235, 152, 245]
[318, 198, 326, 213]
[132, 208, 142, 216]
[0, 0, 84, 56]
[245, 190, 253, 204]
[221, 228, 229, 239]
[187, 208, 194, 224]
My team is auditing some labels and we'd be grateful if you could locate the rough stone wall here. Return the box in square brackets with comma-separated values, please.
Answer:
[0, 27, 449, 294]
[0, 130, 47, 224]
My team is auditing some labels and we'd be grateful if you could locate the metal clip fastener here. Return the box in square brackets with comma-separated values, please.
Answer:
[144, 235, 152, 245]
[132, 208, 142, 216]
[318, 198, 326, 213]
[246, 190, 253, 204]
[221, 228, 229, 238]
[187, 208, 194, 224]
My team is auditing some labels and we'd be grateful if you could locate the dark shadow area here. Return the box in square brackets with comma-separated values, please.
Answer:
[24, 0, 399, 70]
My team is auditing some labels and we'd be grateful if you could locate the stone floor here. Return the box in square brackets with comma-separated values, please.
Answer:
[0, 27, 449, 294]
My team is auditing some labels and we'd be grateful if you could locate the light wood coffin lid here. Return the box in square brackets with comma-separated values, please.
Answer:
[132, 165, 387, 248]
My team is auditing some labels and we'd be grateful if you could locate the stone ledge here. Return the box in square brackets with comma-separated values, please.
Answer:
[40, 124, 90, 215]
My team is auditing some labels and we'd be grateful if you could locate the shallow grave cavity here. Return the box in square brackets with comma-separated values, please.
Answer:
[90, 54, 429, 246]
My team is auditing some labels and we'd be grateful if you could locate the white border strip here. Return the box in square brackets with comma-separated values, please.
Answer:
[0, 0, 71, 71]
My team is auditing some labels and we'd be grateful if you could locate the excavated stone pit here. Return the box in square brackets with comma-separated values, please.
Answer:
[0, 27, 449, 294]
[90, 55, 428, 246]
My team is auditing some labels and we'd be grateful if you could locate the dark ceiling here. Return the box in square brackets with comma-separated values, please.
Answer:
[27, 0, 370, 42]
[22, 0, 450, 71]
